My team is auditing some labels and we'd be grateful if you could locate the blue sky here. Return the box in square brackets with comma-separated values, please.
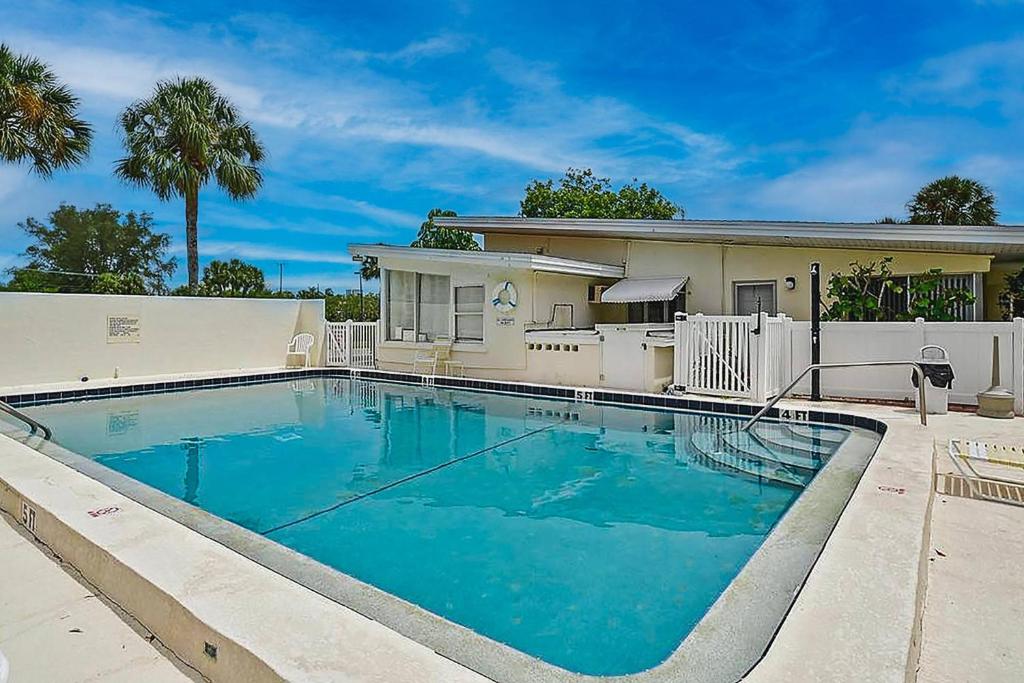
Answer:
[2, 0, 1023, 291]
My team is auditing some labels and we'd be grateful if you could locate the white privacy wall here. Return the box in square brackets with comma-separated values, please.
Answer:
[0, 292, 325, 389]
[789, 319, 1024, 410]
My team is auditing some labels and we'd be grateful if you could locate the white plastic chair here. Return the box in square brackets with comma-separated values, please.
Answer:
[286, 333, 315, 368]
[412, 338, 454, 375]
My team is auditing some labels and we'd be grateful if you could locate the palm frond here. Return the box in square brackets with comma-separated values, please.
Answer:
[0, 43, 93, 175]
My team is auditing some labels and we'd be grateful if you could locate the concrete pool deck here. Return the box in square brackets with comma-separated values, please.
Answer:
[0, 509, 194, 683]
[1, 382, 1022, 682]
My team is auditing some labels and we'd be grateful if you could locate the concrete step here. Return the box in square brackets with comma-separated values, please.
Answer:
[690, 432, 810, 489]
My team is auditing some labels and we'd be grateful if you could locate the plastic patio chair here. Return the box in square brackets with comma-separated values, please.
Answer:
[286, 333, 315, 368]
[948, 438, 1024, 507]
[412, 338, 454, 375]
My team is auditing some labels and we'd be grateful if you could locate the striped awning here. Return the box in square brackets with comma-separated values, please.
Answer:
[600, 276, 688, 303]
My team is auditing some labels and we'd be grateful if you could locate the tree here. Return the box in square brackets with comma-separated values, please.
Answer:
[520, 168, 681, 219]
[115, 77, 266, 288]
[92, 272, 147, 295]
[2, 268, 66, 293]
[297, 286, 379, 322]
[410, 208, 479, 250]
[193, 259, 268, 297]
[0, 43, 92, 175]
[822, 257, 902, 322]
[998, 267, 1024, 320]
[900, 269, 975, 322]
[13, 203, 176, 293]
[823, 258, 975, 321]
[359, 257, 380, 281]
[907, 176, 998, 226]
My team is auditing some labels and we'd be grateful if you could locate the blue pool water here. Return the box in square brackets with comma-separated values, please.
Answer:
[27, 377, 850, 675]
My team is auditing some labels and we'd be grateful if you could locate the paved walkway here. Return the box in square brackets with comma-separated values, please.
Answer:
[917, 441, 1024, 683]
[0, 512, 194, 683]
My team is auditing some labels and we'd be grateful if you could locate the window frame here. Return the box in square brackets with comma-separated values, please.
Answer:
[452, 283, 486, 344]
[732, 280, 778, 316]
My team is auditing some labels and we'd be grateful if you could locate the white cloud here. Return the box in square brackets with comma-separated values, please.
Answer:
[893, 37, 1024, 114]
[201, 204, 390, 238]
[749, 119, 948, 220]
[5, 2, 743, 193]
[0, 167, 29, 203]
[180, 240, 356, 264]
[754, 156, 925, 221]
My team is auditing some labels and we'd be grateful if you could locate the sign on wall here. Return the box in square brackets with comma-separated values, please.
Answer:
[107, 315, 141, 343]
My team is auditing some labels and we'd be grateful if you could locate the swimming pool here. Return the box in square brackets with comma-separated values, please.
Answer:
[21, 375, 879, 679]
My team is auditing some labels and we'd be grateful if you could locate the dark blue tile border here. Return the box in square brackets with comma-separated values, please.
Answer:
[2, 367, 888, 437]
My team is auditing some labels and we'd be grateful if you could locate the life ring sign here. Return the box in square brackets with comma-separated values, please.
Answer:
[491, 281, 518, 313]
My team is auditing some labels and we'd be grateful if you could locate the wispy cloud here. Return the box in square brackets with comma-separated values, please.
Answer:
[176, 240, 356, 265]
[5, 1, 743, 191]
[345, 34, 468, 64]
[892, 37, 1024, 114]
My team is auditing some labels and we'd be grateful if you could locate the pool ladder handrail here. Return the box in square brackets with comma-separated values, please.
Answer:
[0, 399, 53, 440]
[740, 361, 928, 432]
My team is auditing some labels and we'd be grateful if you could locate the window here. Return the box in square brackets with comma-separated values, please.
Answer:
[418, 274, 450, 341]
[626, 292, 686, 324]
[386, 270, 416, 341]
[869, 273, 979, 321]
[454, 285, 485, 342]
[734, 282, 777, 316]
[385, 270, 451, 342]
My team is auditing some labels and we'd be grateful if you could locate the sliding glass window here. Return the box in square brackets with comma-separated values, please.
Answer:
[385, 270, 452, 342]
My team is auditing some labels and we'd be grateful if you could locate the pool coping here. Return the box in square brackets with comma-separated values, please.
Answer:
[1, 368, 889, 683]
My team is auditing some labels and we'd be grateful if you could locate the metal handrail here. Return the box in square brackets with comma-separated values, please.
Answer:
[741, 361, 929, 432]
[0, 400, 53, 440]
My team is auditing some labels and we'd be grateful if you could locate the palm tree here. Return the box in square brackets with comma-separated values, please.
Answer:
[0, 43, 92, 175]
[359, 257, 380, 281]
[115, 77, 266, 288]
[907, 175, 998, 226]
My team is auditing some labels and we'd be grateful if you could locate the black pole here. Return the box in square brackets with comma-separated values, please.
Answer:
[810, 262, 821, 401]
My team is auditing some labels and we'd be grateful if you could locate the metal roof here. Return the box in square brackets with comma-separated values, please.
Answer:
[434, 216, 1024, 258]
[347, 244, 624, 278]
[600, 276, 688, 303]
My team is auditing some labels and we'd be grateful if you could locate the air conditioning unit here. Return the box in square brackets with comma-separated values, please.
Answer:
[588, 284, 611, 303]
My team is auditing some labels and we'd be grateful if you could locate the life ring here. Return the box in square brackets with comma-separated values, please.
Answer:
[491, 281, 518, 313]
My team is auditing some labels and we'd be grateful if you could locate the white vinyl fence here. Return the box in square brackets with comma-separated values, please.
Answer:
[674, 313, 792, 401]
[673, 313, 1024, 414]
[790, 318, 1024, 412]
[325, 320, 378, 368]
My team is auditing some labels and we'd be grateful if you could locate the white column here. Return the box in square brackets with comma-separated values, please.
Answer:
[673, 312, 687, 390]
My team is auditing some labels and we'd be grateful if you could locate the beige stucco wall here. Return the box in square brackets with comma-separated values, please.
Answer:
[485, 234, 994, 320]
[0, 292, 325, 389]
[374, 256, 610, 377]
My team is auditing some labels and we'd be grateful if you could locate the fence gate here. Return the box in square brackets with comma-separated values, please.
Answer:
[326, 321, 378, 368]
[674, 313, 791, 401]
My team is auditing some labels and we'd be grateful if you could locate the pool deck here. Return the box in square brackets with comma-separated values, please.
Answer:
[1, 375, 1022, 682]
[0, 509, 194, 682]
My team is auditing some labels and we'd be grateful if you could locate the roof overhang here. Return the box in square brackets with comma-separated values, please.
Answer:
[347, 244, 624, 278]
[600, 276, 688, 303]
[434, 216, 1024, 258]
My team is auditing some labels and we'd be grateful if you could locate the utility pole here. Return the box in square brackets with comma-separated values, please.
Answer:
[278, 263, 284, 294]
[357, 268, 365, 321]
